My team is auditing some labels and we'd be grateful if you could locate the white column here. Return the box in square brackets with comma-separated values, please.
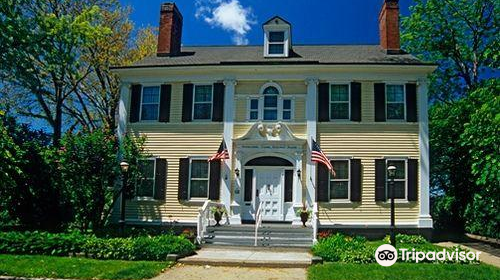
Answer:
[222, 79, 237, 222]
[292, 151, 304, 226]
[417, 79, 433, 228]
[305, 78, 319, 206]
[117, 82, 130, 144]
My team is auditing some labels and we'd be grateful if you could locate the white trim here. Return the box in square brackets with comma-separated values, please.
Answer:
[418, 79, 433, 228]
[139, 85, 160, 122]
[259, 82, 283, 95]
[117, 83, 130, 143]
[385, 83, 406, 121]
[223, 79, 236, 219]
[329, 82, 351, 121]
[192, 84, 214, 121]
[305, 78, 319, 205]
[188, 157, 210, 201]
[263, 26, 290, 58]
[318, 221, 429, 228]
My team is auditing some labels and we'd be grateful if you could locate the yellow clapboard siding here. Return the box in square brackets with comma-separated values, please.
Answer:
[317, 123, 420, 223]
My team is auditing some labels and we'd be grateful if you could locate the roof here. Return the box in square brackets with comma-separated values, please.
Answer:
[114, 45, 432, 69]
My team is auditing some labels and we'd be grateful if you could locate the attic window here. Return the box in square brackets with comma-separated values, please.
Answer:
[268, 31, 285, 55]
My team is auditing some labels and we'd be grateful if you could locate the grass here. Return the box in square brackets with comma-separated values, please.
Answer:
[308, 263, 500, 280]
[0, 254, 172, 280]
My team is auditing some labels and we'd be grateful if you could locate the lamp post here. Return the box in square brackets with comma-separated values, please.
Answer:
[387, 165, 396, 246]
[119, 161, 129, 235]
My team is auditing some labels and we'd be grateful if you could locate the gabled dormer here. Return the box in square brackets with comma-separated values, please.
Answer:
[263, 16, 292, 58]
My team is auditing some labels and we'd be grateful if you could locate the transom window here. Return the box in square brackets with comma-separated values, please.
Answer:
[189, 160, 209, 199]
[386, 85, 405, 120]
[193, 85, 213, 120]
[330, 160, 350, 200]
[136, 159, 155, 198]
[330, 84, 350, 120]
[141, 86, 160, 121]
[386, 159, 406, 199]
[268, 31, 285, 55]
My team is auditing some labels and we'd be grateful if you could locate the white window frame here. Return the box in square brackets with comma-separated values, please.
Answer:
[246, 82, 294, 122]
[385, 84, 406, 121]
[248, 98, 260, 120]
[281, 98, 294, 121]
[264, 26, 290, 57]
[139, 86, 160, 122]
[188, 157, 210, 201]
[135, 158, 156, 200]
[329, 158, 351, 202]
[385, 158, 408, 201]
[329, 83, 351, 121]
[267, 31, 286, 56]
[192, 84, 214, 121]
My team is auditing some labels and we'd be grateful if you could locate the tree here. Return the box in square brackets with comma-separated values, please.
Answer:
[0, 0, 109, 146]
[402, 0, 499, 101]
[402, 0, 499, 235]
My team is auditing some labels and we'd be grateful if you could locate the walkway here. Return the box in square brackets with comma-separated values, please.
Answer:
[179, 246, 313, 268]
[436, 241, 500, 268]
[154, 264, 307, 280]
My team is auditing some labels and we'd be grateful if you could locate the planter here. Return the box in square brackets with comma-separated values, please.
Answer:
[300, 212, 309, 227]
[214, 212, 222, 226]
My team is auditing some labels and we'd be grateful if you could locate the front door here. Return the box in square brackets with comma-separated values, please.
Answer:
[256, 169, 283, 221]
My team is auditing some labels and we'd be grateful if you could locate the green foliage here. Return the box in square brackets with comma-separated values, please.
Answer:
[0, 254, 170, 280]
[383, 234, 428, 245]
[0, 114, 22, 200]
[0, 231, 195, 261]
[82, 235, 196, 261]
[0, 231, 86, 256]
[401, 0, 499, 101]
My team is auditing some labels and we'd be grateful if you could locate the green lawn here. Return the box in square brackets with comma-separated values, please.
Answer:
[308, 263, 500, 280]
[0, 254, 172, 280]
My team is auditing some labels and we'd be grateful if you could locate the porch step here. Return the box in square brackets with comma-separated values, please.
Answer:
[203, 224, 313, 247]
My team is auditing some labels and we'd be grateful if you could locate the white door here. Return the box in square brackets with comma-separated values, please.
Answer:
[256, 169, 283, 221]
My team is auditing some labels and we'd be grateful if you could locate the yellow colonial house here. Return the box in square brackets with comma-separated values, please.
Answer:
[112, 0, 435, 246]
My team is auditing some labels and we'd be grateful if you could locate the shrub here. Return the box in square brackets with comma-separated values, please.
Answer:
[0, 231, 196, 261]
[312, 233, 371, 263]
[383, 234, 428, 245]
[82, 234, 196, 261]
[0, 231, 86, 256]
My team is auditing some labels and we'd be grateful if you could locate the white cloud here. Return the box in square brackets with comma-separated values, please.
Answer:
[195, 0, 255, 45]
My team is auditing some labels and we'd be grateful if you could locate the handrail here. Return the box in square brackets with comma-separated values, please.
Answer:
[196, 200, 225, 244]
[312, 202, 319, 244]
[254, 200, 264, 246]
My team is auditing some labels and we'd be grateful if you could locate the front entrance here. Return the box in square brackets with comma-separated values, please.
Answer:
[255, 168, 283, 221]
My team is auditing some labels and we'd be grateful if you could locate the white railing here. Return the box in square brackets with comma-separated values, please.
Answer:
[254, 200, 264, 246]
[312, 202, 319, 244]
[196, 200, 225, 244]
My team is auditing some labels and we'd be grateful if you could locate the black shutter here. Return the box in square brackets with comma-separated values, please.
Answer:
[407, 159, 418, 201]
[208, 161, 221, 200]
[244, 169, 253, 202]
[129, 84, 142, 123]
[284, 170, 293, 202]
[212, 83, 224, 122]
[154, 158, 167, 200]
[375, 159, 386, 201]
[159, 84, 171, 122]
[318, 83, 330, 122]
[182, 84, 193, 122]
[350, 159, 362, 202]
[317, 164, 330, 202]
[374, 83, 386, 122]
[178, 158, 190, 200]
[350, 82, 362, 122]
[406, 83, 417, 122]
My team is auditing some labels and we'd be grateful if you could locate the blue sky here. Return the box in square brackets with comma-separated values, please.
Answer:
[120, 0, 414, 46]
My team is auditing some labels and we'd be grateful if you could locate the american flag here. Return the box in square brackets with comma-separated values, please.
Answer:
[208, 139, 229, 162]
[311, 138, 336, 177]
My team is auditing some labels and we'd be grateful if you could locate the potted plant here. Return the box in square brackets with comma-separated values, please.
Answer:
[296, 205, 312, 227]
[181, 228, 196, 243]
[210, 206, 227, 226]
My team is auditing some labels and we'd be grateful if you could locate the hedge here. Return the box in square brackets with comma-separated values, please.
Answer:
[0, 231, 195, 261]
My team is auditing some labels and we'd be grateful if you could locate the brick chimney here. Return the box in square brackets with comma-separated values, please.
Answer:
[157, 3, 183, 57]
[378, 0, 400, 53]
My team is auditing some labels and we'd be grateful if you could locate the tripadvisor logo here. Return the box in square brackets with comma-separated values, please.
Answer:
[375, 244, 481, 267]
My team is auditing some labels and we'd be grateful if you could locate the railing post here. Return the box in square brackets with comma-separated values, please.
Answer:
[312, 203, 318, 244]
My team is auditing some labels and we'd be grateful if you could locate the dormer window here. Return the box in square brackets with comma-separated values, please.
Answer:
[263, 16, 291, 58]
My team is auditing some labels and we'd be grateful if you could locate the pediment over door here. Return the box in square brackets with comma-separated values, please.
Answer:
[234, 122, 306, 145]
